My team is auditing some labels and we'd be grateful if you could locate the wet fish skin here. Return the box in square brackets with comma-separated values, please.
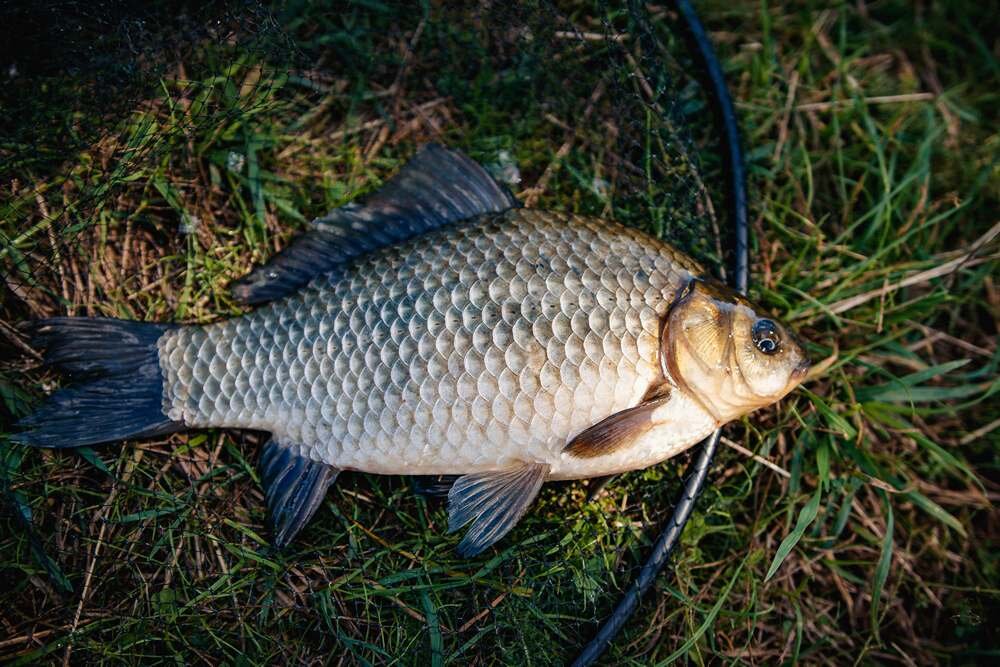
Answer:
[158, 208, 709, 480]
[16, 145, 810, 556]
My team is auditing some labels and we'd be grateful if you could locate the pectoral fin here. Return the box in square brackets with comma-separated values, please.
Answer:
[447, 462, 549, 557]
[563, 394, 671, 459]
[259, 439, 340, 547]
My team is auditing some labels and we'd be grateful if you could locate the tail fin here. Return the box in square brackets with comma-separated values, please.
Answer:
[13, 318, 183, 448]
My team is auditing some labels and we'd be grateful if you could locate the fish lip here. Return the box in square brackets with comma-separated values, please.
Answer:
[791, 358, 812, 381]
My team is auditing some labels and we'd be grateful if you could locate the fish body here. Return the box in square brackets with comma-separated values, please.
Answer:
[158, 209, 712, 481]
[16, 145, 809, 556]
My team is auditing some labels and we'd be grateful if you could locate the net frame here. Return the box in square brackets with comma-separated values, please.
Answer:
[575, 4, 748, 661]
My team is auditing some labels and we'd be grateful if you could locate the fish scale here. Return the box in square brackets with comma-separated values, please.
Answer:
[157, 209, 702, 478]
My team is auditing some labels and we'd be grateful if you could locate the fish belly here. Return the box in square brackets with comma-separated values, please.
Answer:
[158, 209, 701, 478]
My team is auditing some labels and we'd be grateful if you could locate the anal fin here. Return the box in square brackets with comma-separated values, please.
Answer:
[259, 439, 339, 547]
[448, 462, 549, 557]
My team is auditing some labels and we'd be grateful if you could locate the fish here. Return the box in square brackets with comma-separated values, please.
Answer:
[13, 144, 810, 556]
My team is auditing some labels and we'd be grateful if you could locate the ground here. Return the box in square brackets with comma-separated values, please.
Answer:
[0, 1, 997, 664]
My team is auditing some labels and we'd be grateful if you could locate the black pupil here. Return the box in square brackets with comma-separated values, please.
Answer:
[752, 319, 781, 355]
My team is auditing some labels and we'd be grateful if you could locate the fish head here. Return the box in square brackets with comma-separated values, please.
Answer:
[662, 278, 810, 424]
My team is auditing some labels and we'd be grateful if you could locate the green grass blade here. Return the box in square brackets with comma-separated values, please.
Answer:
[421, 589, 444, 667]
[870, 492, 894, 642]
[765, 488, 822, 582]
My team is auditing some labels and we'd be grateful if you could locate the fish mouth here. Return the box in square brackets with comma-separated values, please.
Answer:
[790, 358, 812, 382]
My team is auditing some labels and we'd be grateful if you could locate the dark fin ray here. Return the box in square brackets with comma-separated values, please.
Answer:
[563, 394, 671, 459]
[447, 463, 549, 557]
[259, 439, 339, 547]
[13, 318, 182, 448]
[232, 144, 519, 305]
[586, 475, 617, 501]
[410, 475, 459, 498]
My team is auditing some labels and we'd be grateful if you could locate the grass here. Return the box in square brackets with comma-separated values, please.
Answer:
[1, 0, 998, 664]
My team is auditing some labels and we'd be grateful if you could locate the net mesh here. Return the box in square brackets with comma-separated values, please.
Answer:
[1, 0, 736, 662]
[0, 0, 728, 310]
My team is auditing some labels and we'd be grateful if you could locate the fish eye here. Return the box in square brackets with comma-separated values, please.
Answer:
[752, 319, 781, 355]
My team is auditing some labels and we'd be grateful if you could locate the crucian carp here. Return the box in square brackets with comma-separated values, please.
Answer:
[15, 145, 809, 556]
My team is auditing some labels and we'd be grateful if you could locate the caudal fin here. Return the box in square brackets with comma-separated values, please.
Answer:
[13, 318, 183, 448]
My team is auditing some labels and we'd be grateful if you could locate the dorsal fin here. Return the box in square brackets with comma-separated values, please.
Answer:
[232, 144, 520, 305]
